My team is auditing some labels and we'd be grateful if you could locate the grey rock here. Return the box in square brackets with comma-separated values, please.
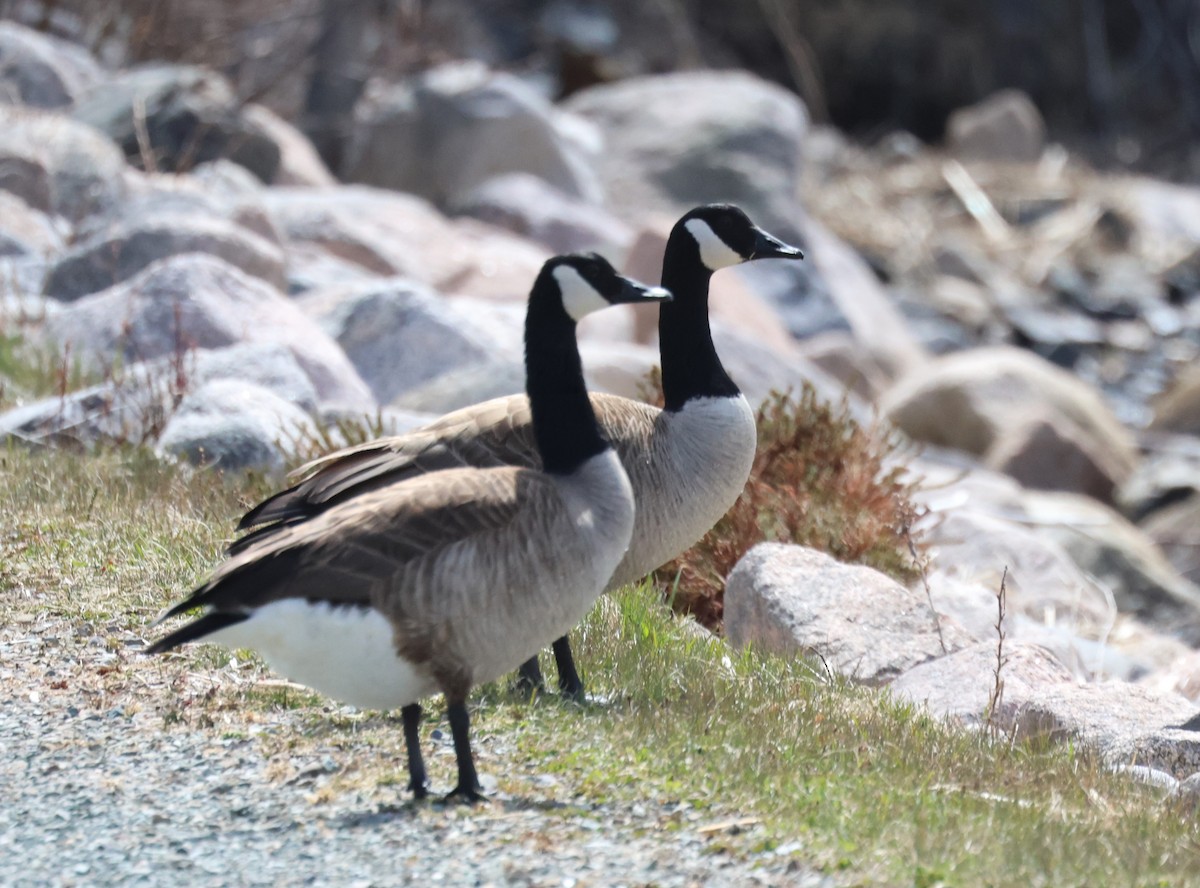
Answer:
[44, 213, 286, 301]
[882, 346, 1138, 499]
[42, 254, 373, 409]
[890, 641, 1073, 731]
[391, 358, 523, 413]
[0, 103, 127, 222]
[189, 343, 319, 412]
[0, 21, 102, 109]
[1111, 765, 1179, 792]
[1067, 256, 1163, 320]
[1020, 489, 1200, 638]
[0, 190, 64, 257]
[565, 70, 807, 235]
[346, 61, 601, 207]
[242, 103, 336, 187]
[0, 367, 178, 449]
[946, 89, 1045, 163]
[1123, 178, 1200, 248]
[1117, 433, 1200, 521]
[725, 543, 969, 685]
[452, 173, 632, 254]
[926, 510, 1115, 641]
[283, 243, 384, 296]
[1018, 682, 1200, 779]
[156, 379, 315, 474]
[1141, 495, 1200, 588]
[72, 64, 280, 182]
[1143, 650, 1200, 707]
[297, 279, 499, 405]
[984, 409, 1128, 503]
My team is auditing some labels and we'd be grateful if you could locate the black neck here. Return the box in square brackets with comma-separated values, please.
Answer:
[525, 289, 609, 476]
[658, 236, 740, 413]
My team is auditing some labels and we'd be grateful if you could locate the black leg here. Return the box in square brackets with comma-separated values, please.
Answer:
[400, 703, 428, 799]
[552, 635, 585, 701]
[514, 654, 546, 698]
[443, 699, 486, 803]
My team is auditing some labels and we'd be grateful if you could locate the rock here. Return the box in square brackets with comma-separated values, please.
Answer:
[1172, 772, 1200, 812]
[1141, 495, 1200, 587]
[284, 243, 384, 296]
[1122, 178, 1200, 248]
[725, 543, 968, 685]
[1111, 765, 1179, 793]
[924, 275, 996, 331]
[1019, 489, 1200, 637]
[795, 214, 926, 378]
[242, 104, 337, 187]
[345, 61, 601, 206]
[263, 186, 549, 299]
[0, 21, 102, 109]
[297, 279, 501, 405]
[984, 409, 1129, 502]
[890, 641, 1073, 730]
[0, 104, 127, 222]
[882, 346, 1138, 499]
[1117, 433, 1200, 521]
[451, 173, 632, 254]
[797, 331, 890, 401]
[391, 358, 523, 413]
[1150, 365, 1200, 435]
[72, 64, 280, 182]
[42, 255, 373, 409]
[43, 213, 286, 301]
[0, 191, 64, 257]
[925, 510, 1115, 641]
[0, 369, 177, 449]
[946, 89, 1045, 163]
[156, 379, 315, 474]
[188, 343, 319, 412]
[564, 70, 807, 234]
[1017, 682, 1200, 779]
[1065, 255, 1163, 320]
[1142, 650, 1200, 705]
[1005, 305, 1107, 367]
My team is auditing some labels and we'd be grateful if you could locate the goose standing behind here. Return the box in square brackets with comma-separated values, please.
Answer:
[235, 204, 804, 697]
[147, 254, 672, 802]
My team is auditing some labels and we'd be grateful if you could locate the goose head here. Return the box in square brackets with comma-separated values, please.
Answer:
[539, 252, 673, 323]
[675, 204, 805, 273]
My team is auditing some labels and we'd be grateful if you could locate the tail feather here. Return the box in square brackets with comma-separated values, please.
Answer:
[145, 611, 249, 654]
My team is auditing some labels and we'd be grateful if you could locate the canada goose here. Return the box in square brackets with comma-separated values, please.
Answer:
[235, 204, 804, 697]
[147, 253, 672, 802]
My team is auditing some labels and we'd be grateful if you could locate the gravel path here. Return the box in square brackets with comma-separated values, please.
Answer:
[2, 618, 828, 887]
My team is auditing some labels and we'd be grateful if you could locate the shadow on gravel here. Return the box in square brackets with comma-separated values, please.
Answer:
[329, 795, 584, 830]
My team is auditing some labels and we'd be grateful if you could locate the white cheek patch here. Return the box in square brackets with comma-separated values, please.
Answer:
[553, 265, 610, 321]
[685, 219, 745, 270]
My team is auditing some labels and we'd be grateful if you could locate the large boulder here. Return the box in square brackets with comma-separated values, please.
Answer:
[564, 70, 808, 235]
[725, 543, 969, 685]
[345, 61, 601, 207]
[882, 346, 1138, 501]
[452, 173, 632, 254]
[297, 279, 502, 405]
[72, 64, 280, 182]
[0, 104, 127, 222]
[262, 186, 549, 300]
[156, 379, 316, 474]
[42, 254, 373, 409]
[0, 21, 103, 109]
[43, 213, 286, 301]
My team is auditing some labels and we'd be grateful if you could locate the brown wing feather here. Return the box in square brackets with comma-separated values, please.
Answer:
[170, 467, 528, 618]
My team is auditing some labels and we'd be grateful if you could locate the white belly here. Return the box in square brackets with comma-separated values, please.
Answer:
[207, 600, 438, 710]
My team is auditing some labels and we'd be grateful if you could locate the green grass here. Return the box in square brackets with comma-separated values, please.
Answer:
[2, 444, 1199, 885]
